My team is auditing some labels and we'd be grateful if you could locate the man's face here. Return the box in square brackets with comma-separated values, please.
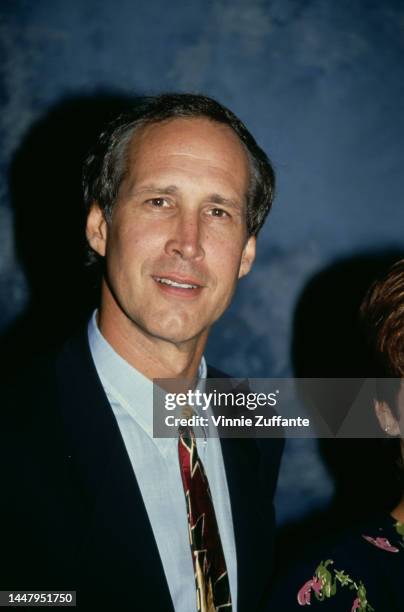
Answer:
[87, 117, 256, 348]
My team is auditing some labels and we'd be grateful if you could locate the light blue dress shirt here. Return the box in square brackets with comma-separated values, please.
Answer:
[88, 311, 237, 612]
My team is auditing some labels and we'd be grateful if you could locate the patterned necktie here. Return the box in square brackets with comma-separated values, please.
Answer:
[178, 423, 232, 612]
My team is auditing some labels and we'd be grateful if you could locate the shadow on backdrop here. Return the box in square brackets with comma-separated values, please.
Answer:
[275, 251, 404, 575]
[0, 92, 138, 381]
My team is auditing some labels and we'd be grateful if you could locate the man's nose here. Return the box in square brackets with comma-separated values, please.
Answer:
[164, 212, 205, 261]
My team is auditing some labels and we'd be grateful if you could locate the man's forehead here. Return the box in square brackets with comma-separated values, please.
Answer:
[128, 116, 250, 166]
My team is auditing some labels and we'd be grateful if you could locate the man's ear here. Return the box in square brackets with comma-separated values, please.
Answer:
[374, 400, 401, 436]
[238, 235, 256, 279]
[86, 202, 108, 257]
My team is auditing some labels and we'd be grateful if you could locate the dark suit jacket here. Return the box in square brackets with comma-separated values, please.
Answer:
[0, 329, 283, 611]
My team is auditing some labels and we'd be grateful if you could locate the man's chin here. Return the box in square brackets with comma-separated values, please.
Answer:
[144, 320, 208, 348]
[151, 329, 203, 347]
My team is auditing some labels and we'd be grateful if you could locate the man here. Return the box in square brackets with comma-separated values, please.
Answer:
[1, 94, 282, 611]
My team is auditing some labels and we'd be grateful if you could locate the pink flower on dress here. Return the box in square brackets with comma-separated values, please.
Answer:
[362, 535, 399, 553]
[351, 597, 360, 611]
[297, 577, 323, 605]
[311, 576, 323, 595]
[297, 579, 315, 605]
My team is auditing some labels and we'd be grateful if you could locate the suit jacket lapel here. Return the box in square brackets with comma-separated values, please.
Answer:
[219, 437, 275, 611]
[206, 367, 276, 611]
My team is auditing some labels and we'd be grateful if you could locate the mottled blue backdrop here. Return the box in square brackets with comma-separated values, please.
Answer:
[1, 0, 403, 532]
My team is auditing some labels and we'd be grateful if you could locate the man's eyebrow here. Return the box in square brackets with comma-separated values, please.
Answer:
[208, 193, 243, 210]
[130, 184, 179, 196]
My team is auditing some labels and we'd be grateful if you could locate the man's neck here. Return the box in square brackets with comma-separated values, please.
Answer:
[97, 307, 205, 381]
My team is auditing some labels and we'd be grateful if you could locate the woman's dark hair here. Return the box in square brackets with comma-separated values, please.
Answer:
[82, 93, 275, 266]
[360, 259, 404, 378]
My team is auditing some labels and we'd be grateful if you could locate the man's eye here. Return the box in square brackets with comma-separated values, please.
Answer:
[210, 208, 229, 218]
[146, 198, 169, 207]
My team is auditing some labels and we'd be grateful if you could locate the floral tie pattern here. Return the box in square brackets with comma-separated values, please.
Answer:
[178, 425, 232, 612]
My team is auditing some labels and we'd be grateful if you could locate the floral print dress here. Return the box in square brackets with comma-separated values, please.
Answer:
[296, 516, 403, 611]
[268, 515, 404, 612]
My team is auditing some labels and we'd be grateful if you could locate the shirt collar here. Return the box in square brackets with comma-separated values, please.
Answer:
[87, 310, 207, 439]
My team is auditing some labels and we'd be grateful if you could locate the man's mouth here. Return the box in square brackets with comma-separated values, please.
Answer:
[155, 277, 199, 289]
[153, 275, 203, 293]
